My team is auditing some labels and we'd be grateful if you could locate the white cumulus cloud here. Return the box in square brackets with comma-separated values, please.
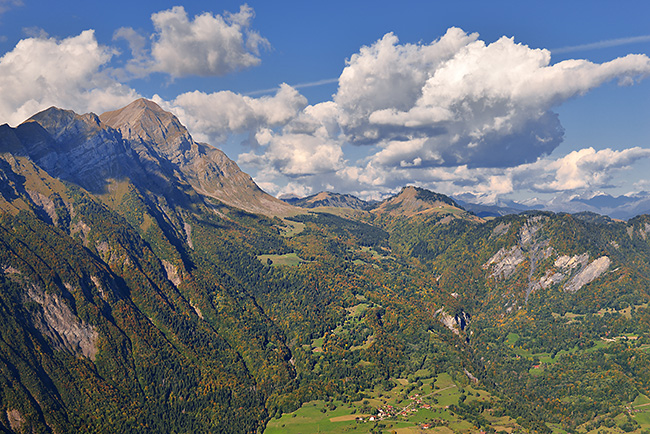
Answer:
[149, 5, 269, 77]
[531, 147, 650, 192]
[260, 28, 650, 200]
[238, 101, 345, 178]
[155, 83, 308, 144]
[0, 30, 139, 126]
[335, 28, 479, 144]
[252, 28, 650, 199]
[334, 29, 650, 169]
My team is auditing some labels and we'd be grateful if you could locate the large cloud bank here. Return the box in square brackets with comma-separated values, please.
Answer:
[0, 30, 139, 126]
[0, 12, 648, 202]
[335, 29, 650, 171]
[0, 4, 269, 125]
[236, 28, 650, 199]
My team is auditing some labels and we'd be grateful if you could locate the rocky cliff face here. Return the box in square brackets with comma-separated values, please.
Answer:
[13, 109, 130, 192]
[100, 98, 297, 216]
[100, 98, 193, 166]
[483, 215, 611, 300]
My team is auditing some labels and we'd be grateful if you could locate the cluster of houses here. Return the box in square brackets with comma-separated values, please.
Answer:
[354, 393, 444, 424]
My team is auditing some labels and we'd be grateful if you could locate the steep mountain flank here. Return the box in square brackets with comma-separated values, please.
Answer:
[0, 145, 295, 432]
[100, 98, 297, 217]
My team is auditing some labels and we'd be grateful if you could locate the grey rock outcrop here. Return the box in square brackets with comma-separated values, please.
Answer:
[484, 216, 611, 298]
[25, 283, 99, 360]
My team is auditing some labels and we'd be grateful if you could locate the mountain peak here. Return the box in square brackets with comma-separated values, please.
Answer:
[100, 98, 167, 125]
[372, 185, 470, 219]
[101, 99, 297, 216]
[100, 99, 193, 162]
[397, 186, 460, 208]
[27, 106, 103, 141]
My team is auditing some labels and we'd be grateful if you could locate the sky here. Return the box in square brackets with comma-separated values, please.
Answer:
[1, 0, 650, 205]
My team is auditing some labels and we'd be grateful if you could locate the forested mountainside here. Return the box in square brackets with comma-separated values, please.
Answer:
[1, 100, 650, 433]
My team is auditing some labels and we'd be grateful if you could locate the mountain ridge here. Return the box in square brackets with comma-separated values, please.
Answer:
[371, 185, 472, 219]
[0, 99, 298, 217]
[282, 191, 372, 210]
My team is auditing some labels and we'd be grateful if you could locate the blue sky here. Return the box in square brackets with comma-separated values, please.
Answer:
[1, 0, 650, 204]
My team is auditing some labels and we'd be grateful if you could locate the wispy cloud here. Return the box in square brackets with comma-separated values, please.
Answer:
[245, 78, 338, 96]
[0, 0, 23, 15]
[552, 35, 650, 54]
[293, 77, 339, 89]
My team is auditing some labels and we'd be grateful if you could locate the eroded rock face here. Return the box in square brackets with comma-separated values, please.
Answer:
[526, 253, 611, 294]
[25, 284, 99, 360]
[490, 222, 511, 238]
[563, 256, 611, 293]
[642, 222, 650, 240]
[6, 409, 25, 432]
[18, 109, 130, 193]
[484, 217, 550, 281]
[26, 190, 58, 225]
[484, 245, 525, 279]
[483, 216, 611, 298]
[555, 253, 589, 270]
[161, 259, 181, 287]
[435, 308, 470, 336]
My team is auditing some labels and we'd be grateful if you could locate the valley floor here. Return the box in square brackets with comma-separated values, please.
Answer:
[265, 371, 650, 434]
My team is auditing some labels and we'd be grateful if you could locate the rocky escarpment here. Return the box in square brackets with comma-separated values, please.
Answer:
[484, 215, 611, 299]
[26, 284, 99, 360]
[15, 108, 138, 193]
[100, 98, 297, 217]
[3, 264, 99, 360]
[436, 308, 471, 336]
[484, 216, 553, 285]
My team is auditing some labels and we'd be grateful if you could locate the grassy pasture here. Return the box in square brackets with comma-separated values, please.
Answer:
[258, 252, 306, 266]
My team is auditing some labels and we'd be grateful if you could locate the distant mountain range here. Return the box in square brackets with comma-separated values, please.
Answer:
[285, 189, 650, 221]
[456, 192, 650, 220]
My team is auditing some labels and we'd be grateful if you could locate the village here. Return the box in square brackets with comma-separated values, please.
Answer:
[354, 391, 455, 430]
